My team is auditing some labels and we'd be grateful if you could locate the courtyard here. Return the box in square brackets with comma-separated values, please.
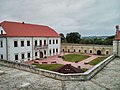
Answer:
[25, 53, 108, 72]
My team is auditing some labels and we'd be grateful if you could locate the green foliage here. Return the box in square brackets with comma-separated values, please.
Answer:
[63, 54, 90, 62]
[82, 68, 88, 72]
[66, 32, 81, 43]
[59, 33, 66, 43]
[80, 35, 115, 45]
[33, 64, 63, 71]
[89, 57, 107, 65]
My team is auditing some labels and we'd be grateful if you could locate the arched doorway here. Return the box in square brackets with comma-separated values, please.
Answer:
[97, 50, 101, 55]
[68, 49, 70, 52]
[90, 50, 92, 53]
[106, 51, 109, 55]
[40, 52, 43, 58]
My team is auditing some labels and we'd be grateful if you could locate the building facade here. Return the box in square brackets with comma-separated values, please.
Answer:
[0, 21, 60, 62]
[62, 44, 113, 55]
[113, 25, 120, 56]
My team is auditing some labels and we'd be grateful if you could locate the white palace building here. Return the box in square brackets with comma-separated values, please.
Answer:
[0, 21, 61, 62]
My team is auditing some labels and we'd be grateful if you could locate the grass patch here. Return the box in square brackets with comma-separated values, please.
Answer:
[82, 68, 88, 72]
[33, 64, 63, 71]
[63, 54, 90, 62]
[89, 57, 107, 65]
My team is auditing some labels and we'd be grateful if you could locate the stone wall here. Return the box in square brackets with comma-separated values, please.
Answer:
[0, 54, 115, 81]
[113, 40, 120, 56]
[61, 44, 113, 55]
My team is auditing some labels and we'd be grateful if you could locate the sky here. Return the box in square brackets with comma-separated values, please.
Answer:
[0, 0, 120, 36]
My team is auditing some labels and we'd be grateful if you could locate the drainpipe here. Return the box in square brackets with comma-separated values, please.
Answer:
[32, 37, 33, 60]
[6, 37, 8, 60]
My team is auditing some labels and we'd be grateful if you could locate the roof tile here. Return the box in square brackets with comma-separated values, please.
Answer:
[0, 21, 60, 37]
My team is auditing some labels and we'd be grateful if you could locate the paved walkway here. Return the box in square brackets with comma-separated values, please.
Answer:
[0, 57, 120, 90]
[25, 53, 101, 69]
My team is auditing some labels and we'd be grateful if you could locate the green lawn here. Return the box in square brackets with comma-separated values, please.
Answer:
[89, 57, 107, 65]
[33, 64, 63, 71]
[82, 68, 88, 72]
[63, 54, 90, 62]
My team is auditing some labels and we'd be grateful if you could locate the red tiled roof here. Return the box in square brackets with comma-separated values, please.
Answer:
[0, 21, 60, 37]
[115, 30, 120, 40]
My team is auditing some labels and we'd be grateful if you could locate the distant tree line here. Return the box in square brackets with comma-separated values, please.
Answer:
[59, 32, 115, 45]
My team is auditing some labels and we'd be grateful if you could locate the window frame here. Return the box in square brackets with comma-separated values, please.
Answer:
[35, 52, 37, 56]
[21, 40, 24, 47]
[21, 53, 25, 59]
[27, 52, 31, 58]
[35, 40, 37, 46]
[56, 39, 58, 44]
[1, 54, 3, 59]
[0, 40, 3, 47]
[53, 40, 55, 44]
[27, 40, 30, 46]
[15, 54, 19, 60]
[14, 41, 18, 47]
[49, 40, 51, 44]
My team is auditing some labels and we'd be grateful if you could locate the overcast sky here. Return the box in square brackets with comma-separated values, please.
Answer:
[0, 0, 120, 36]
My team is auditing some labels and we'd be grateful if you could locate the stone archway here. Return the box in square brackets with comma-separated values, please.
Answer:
[68, 49, 70, 52]
[106, 51, 109, 55]
[40, 52, 43, 58]
[97, 50, 101, 55]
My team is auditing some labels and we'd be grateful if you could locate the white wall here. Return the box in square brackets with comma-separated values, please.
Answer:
[113, 40, 117, 55]
[7, 37, 32, 62]
[6, 37, 61, 61]
[0, 26, 6, 34]
[48, 37, 61, 56]
[33, 37, 48, 59]
[0, 37, 7, 60]
[113, 40, 120, 56]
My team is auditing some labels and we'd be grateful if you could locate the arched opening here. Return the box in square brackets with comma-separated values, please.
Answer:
[40, 52, 43, 58]
[106, 51, 109, 55]
[97, 50, 101, 55]
[63, 49, 64, 52]
[68, 49, 70, 52]
[85, 50, 87, 53]
[79, 50, 81, 52]
[74, 49, 75, 52]
[90, 50, 92, 53]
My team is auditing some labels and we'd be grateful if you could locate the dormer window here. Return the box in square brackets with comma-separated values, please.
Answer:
[1, 30, 3, 34]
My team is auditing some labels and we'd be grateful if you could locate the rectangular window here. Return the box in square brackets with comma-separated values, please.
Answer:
[53, 49, 55, 53]
[56, 40, 58, 44]
[1, 30, 3, 34]
[27, 52, 30, 58]
[40, 40, 42, 46]
[35, 52, 37, 56]
[35, 40, 37, 46]
[44, 50, 46, 55]
[49, 50, 51, 55]
[15, 54, 18, 60]
[27, 41, 30, 46]
[49, 40, 51, 44]
[53, 40, 55, 44]
[21, 53, 25, 59]
[1, 54, 3, 59]
[21, 41, 24, 47]
[14, 41, 18, 47]
[44, 40, 46, 45]
[0, 41, 3, 47]
[56, 49, 58, 52]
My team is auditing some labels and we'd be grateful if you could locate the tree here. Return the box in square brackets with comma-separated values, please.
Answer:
[66, 32, 81, 43]
[59, 33, 66, 43]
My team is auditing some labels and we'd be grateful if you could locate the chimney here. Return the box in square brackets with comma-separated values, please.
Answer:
[116, 25, 119, 31]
